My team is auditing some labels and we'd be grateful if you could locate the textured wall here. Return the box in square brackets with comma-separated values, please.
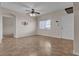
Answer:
[37, 10, 74, 40]
[15, 15, 36, 38]
[0, 16, 2, 43]
[73, 2, 79, 55]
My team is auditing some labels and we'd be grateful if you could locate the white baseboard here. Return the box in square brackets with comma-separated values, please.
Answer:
[37, 33, 61, 38]
[37, 34, 73, 40]
[73, 50, 79, 55]
[14, 33, 35, 38]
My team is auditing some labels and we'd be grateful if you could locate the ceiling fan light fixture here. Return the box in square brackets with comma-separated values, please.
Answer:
[29, 13, 36, 16]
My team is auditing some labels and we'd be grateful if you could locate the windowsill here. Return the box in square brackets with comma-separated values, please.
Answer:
[39, 28, 51, 31]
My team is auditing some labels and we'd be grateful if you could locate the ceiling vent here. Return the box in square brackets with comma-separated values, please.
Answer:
[65, 7, 73, 14]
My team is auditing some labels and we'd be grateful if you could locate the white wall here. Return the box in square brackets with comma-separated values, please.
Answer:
[73, 2, 79, 55]
[37, 10, 74, 40]
[37, 12, 62, 38]
[3, 17, 15, 35]
[0, 7, 36, 39]
[15, 15, 36, 38]
[0, 16, 2, 42]
[61, 14, 74, 40]
[0, 5, 74, 40]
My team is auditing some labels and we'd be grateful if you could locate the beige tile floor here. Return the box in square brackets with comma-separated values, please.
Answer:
[0, 35, 74, 56]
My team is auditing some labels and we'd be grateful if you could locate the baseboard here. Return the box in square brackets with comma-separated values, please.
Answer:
[14, 34, 36, 38]
[37, 34, 61, 38]
[37, 34, 73, 40]
[73, 50, 79, 56]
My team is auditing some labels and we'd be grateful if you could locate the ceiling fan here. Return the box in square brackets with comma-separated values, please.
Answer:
[26, 9, 40, 16]
[16, 3, 40, 16]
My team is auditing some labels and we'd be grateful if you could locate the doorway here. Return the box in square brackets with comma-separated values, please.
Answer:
[2, 16, 16, 39]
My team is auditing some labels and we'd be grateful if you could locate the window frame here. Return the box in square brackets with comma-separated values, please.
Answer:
[39, 19, 51, 30]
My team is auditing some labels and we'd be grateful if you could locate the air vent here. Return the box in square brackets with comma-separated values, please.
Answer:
[65, 7, 73, 14]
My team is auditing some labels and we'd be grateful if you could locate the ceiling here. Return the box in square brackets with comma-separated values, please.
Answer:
[0, 2, 73, 15]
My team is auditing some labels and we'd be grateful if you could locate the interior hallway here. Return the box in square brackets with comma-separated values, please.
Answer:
[0, 35, 73, 56]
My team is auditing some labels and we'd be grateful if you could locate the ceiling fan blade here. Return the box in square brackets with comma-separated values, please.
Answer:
[35, 12, 40, 14]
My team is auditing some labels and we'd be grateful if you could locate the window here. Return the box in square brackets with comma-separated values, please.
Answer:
[39, 20, 51, 29]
